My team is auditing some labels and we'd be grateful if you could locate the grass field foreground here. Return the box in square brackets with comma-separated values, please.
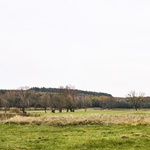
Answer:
[0, 109, 150, 149]
[0, 124, 150, 150]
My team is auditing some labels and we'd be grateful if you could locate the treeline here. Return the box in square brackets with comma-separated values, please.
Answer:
[29, 87, 112, 97]
[0, 87, 150, 114]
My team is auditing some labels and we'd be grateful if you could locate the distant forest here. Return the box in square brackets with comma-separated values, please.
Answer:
[0, 86, 150, 113]
[29, 87, 112, 97]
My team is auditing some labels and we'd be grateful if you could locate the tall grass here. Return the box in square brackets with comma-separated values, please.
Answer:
[2, 109, 150, 126]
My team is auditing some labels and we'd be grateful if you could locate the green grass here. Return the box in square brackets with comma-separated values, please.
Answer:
[0, 109, 150, 149]
[26, 109, 150, 117]
[0, 124, 150, 150]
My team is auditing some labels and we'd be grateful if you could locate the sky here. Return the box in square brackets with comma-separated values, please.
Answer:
[1, 0, 150, 97]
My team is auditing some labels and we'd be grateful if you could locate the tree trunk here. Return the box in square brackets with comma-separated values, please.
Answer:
[21, 107, 26, 114]
[51, 108, 55, 113]
[59, 108, 62, 113]
[44, 107, 47, 113]
[4, 107, 7, 113]
[70, 108, 75, 112]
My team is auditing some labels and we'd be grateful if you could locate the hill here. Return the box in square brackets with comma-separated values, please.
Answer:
[29, 87, 112, 97]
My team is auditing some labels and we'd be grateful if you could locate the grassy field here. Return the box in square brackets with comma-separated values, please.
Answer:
[1, 109, 150, 126]
[0, 109, 150, 149]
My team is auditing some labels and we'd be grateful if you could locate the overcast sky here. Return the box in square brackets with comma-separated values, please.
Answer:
[1, 0, 150, 97]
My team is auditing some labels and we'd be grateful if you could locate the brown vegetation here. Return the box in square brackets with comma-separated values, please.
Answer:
[2, 114, 150, 126]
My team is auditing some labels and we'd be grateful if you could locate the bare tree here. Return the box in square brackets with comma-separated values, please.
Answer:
[30, 92, 42, 109]
[127, 91, 145, 111]
[14, 90, 31, 114]
[0, 91, 14, 113]
[0, 93, 9, 113]
[60, 85, 77, 112]
[77, 95, 91, 112]
[51, 94, 64, 113]
[40, 92, 51, 113]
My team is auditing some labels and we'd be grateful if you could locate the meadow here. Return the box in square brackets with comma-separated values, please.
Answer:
[0, 109, 150, 149]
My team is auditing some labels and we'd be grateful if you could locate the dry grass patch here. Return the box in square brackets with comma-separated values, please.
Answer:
[0, 113, 16, 121]
[3, 114, 150, 126]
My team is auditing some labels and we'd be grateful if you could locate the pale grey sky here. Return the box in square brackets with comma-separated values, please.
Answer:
[1, 0, 150, 97]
